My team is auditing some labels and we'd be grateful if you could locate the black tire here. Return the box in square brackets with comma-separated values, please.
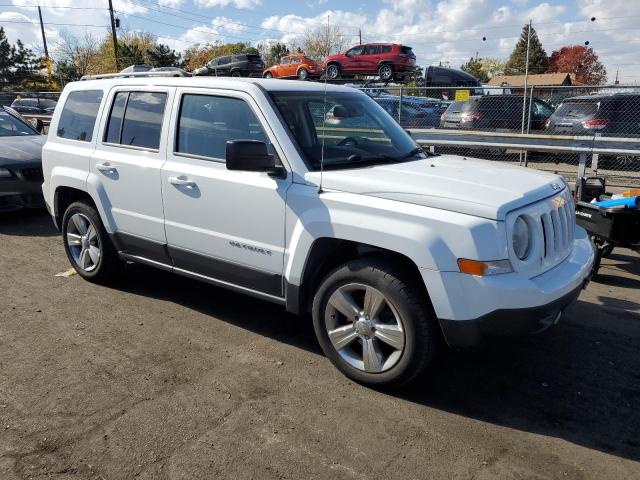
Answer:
[326, 64, 340, 80]
[297, 68, 309, 80]
[61, 200, 122, 283]
[312, 258, 437, 387]
[378, 64, 393, 82]
[231, 71, 242, 78]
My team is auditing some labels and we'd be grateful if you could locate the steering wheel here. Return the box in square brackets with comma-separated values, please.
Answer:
[338, 136, 360, 146]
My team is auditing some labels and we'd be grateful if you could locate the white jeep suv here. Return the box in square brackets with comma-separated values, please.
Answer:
[42, 77, 594, 386]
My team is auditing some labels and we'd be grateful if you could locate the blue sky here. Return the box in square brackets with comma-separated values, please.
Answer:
[1, 0, 639, 81]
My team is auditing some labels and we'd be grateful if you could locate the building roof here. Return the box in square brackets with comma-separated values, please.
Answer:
[487, 73, 575, 87]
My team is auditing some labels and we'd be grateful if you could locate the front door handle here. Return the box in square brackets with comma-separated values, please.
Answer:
[96, 162, 117, 174]
[168, 175, 197, 188]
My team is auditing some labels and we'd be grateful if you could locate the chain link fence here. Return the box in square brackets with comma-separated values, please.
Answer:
[359, 84, 640, 190]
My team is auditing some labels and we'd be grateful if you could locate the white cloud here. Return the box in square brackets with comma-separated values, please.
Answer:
[192, 0, 262, 10]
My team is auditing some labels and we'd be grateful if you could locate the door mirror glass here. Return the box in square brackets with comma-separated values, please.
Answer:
[226, 140, 282, 175]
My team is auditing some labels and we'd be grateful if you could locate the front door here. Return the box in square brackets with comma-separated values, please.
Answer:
[161, 89, 291, 298]
[90, 87, 173, 262]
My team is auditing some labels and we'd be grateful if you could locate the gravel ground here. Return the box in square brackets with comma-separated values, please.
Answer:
[1, 209, 639, 480]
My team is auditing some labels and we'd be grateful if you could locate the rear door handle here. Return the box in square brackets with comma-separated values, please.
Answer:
[168, 175, 197, 188]
[96, 162, 117, 173]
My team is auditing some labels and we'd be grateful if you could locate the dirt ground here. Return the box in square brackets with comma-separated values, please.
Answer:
[1, 209, 639, 480]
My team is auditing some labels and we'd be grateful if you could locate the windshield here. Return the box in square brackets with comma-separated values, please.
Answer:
[0, 108, 38, 137]
[270, 91, 425, 170]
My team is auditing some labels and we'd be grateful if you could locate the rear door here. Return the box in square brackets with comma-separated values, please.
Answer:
[90, 87, 173, 262]
[362, 45, 381, 72]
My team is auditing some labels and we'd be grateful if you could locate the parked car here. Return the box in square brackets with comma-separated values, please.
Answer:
[374, 96, 449, 128]
[0, 106, 46, 212]
[263, 53, 322, 80]
[545, 93, 640, 170]
[42, 78, 593, 387]
[10, 97, 57, 115]
[119, 65, 153, 73]
[150, 67, 192, 77]
[324, 43, 416, 82]
[545, 93, 640, 136]
[440, 95, 554, 131]
[193, 54, 265, 77]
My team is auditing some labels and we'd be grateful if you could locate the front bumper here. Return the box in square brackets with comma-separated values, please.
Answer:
[0, 163, 45, 212]
[423, 226, 595, 347]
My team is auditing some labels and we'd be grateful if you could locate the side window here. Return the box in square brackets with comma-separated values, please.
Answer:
[291, 57, 301, 64]
[218, 57, 231, 66]
[347, 47, 364, 56]
[176, 94, 267, 160]
[281, 57, 290, 65]
[364, 45, 380, 55]
[381, 45, 392, 54]
[104, 92, 127, 144]
[57, 90, 104, 142]
[104, 91, 167, 150]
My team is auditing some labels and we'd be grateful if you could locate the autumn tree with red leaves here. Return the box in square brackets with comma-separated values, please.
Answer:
[547, 45, 607, 85]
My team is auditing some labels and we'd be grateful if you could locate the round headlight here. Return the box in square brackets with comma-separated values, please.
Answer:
[512, 216, 530, 260]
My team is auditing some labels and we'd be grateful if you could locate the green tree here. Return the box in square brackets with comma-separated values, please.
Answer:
[145, 43, 180, 67]
[505, 24, 548, 75]
[260, 42, 289, 67]
[0, 27, 15, 84]
[460, 57, 488, 82]
[479, 57, 506, 79]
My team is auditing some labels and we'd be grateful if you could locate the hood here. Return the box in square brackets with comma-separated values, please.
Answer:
[0, 135, 46, 165]
[305, 156, 565, 221]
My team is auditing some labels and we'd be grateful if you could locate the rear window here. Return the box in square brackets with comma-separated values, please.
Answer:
[554, 101, 599, 118]
[57, 90, 103, 142]
[401, 46, 414, 55]
[104, 91, 167, 150]
[247, 55, 262, 62]
[233, 55, 247, 62]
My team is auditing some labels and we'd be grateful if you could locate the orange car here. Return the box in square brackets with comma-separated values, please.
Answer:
[263, 54, 323, 80]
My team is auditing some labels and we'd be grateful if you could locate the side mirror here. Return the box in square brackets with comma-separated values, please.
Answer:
[226, 140, 284, 177]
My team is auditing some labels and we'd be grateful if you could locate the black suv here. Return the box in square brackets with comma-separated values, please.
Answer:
[545, 93, 640, 136]
[10, 97, 57, 115]
[193, 54, 265, 77]
[440, 95, 554, 131]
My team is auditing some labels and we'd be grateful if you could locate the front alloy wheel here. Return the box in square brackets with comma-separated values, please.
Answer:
[312, 258, 437, 387]
[66, 213, 101, 272]
[297, 68, 309, 80]
[325, 283, 405, 373]
[326, 64, 339, 80]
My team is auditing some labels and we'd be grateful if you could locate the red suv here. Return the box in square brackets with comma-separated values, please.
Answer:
[324, 43, 416, 81]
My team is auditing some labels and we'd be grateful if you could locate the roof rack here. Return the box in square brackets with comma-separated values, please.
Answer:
[80, 71, 187, 80]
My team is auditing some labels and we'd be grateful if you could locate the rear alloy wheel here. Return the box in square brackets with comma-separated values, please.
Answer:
[378, 64, 393, 81]
[326, 64, 340, 80]
[231, 71, 242, 77]
[264, 72, 273, 78]
[312, 258, 437, 387]
[297, 68, 309, 80]
[62, 201, 122, 282]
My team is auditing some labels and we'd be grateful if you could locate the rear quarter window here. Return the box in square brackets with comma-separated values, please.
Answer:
[56, 90, 104, 142]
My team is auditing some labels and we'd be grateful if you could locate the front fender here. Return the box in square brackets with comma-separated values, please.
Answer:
[284, 185, 507, 285]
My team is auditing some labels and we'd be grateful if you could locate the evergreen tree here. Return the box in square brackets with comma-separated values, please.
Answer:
[145, 44, 180, 68]
[505, 24, 549, 75]
[460, 57, 488, 82]
[0, 27, 15, 82]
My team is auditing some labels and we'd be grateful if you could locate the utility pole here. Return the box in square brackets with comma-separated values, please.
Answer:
[37, 6, 49, 59]
[108, 0, 119, 70]
[359, 28, 362, 45]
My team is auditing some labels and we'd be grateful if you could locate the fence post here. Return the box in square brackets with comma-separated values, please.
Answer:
[523, 86, 535, 167]
[577, 152, 588, 199]
[592, 132, 601, 173]
[398, 85, 403, 125]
